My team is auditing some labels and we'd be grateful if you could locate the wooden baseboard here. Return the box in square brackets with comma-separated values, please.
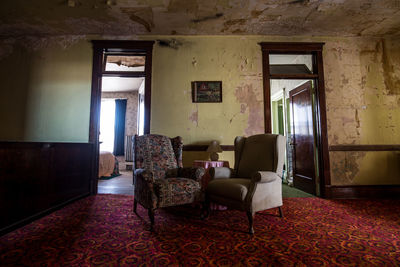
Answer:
[325, 185, 400, 199]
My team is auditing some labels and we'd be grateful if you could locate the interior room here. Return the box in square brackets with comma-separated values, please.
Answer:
[0, 0, 399, 265]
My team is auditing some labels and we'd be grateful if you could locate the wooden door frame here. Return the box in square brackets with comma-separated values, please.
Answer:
[89, 40, 154, 195]
[260, 42, 331, 197]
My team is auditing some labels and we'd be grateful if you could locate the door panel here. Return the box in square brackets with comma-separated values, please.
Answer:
[290, 81, 316, 195]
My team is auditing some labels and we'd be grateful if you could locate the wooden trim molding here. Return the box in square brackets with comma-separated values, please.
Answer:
[329, 145, 400, 151]
[101, 71, 146, 78]
[183, 145, 234, 151]
[261, 44, 272, 133]
[259, 42, 324, 52]
[269, 73, 319, 79]
[91, 40, 155, 50]
[89, 40, 155, 195]
[183, 145, 208, 151]
[315, 49, 331, 195]
[325, 185, 400, 199]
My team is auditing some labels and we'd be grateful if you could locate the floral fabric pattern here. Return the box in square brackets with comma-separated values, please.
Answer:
[133, 134, 205, 210]
[134, 134, 178, 180]
[154, 178, 202, 207]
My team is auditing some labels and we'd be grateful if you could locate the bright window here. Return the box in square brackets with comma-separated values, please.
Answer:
[99, 99, 115, 152]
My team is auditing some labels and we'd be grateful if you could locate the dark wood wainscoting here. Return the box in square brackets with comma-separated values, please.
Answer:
[0, 142, 94, 236]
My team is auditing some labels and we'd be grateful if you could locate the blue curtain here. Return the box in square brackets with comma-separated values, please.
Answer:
[113, 99, 127, 156]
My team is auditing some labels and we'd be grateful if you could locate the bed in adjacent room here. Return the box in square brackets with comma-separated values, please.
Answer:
[98, 151, 120, 179]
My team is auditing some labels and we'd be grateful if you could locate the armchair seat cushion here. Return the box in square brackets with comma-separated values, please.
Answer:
[154, 178, 201, 207]
[207, 178, 251, 202]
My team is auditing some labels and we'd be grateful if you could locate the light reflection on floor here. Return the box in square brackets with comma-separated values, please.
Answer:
[98, 171, 134, 195]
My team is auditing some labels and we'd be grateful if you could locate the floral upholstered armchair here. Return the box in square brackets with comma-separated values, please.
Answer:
[133, 134, 205, 229]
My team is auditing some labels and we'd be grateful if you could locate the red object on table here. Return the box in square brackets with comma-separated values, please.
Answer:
[193, 160, 229, 210]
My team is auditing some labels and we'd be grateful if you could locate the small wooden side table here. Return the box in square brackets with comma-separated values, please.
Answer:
[193, 160, 229, 210]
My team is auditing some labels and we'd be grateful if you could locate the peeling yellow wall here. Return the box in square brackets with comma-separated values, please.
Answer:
[324, 37, 400, 185]
[0, 35, 398, 184]
[150, 36, 265, 142]
[149, 36, 267, 167]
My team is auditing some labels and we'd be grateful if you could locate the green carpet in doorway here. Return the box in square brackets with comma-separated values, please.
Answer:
[282, 184, 314, 198]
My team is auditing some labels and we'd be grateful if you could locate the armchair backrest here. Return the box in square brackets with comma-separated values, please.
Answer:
[234, 134, 285, 178]
[133, 134, 182, 179]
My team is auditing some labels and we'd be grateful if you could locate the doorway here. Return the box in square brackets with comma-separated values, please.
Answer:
[260, 43, 331, 197]
[271, 79, 317, 195]
[89, 41, 155, 195]
[97, 76, 144, 195]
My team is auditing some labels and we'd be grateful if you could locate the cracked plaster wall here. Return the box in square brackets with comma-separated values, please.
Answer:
[325, 37, 400, 185]
[150, 36, 266, 166]
[0, 35, 398, 184]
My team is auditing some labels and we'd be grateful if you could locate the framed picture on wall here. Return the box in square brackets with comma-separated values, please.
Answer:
[191, 81, 222, 103]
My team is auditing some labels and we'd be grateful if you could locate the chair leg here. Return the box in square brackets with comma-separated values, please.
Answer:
[133, 199, 138, 214]
[201, 195, 211, 220]
[278, 206, 283, 218]
[148, 208, 155, 230]
[247, 211, 255, 234]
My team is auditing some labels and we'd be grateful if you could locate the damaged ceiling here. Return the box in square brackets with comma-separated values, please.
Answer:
[0, 0, 400, 37]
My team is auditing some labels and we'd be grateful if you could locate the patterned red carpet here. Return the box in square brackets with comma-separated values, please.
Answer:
[1, 195, 399, 266]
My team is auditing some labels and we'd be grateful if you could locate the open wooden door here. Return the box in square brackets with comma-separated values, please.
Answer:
[289, 81, 316, 195]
